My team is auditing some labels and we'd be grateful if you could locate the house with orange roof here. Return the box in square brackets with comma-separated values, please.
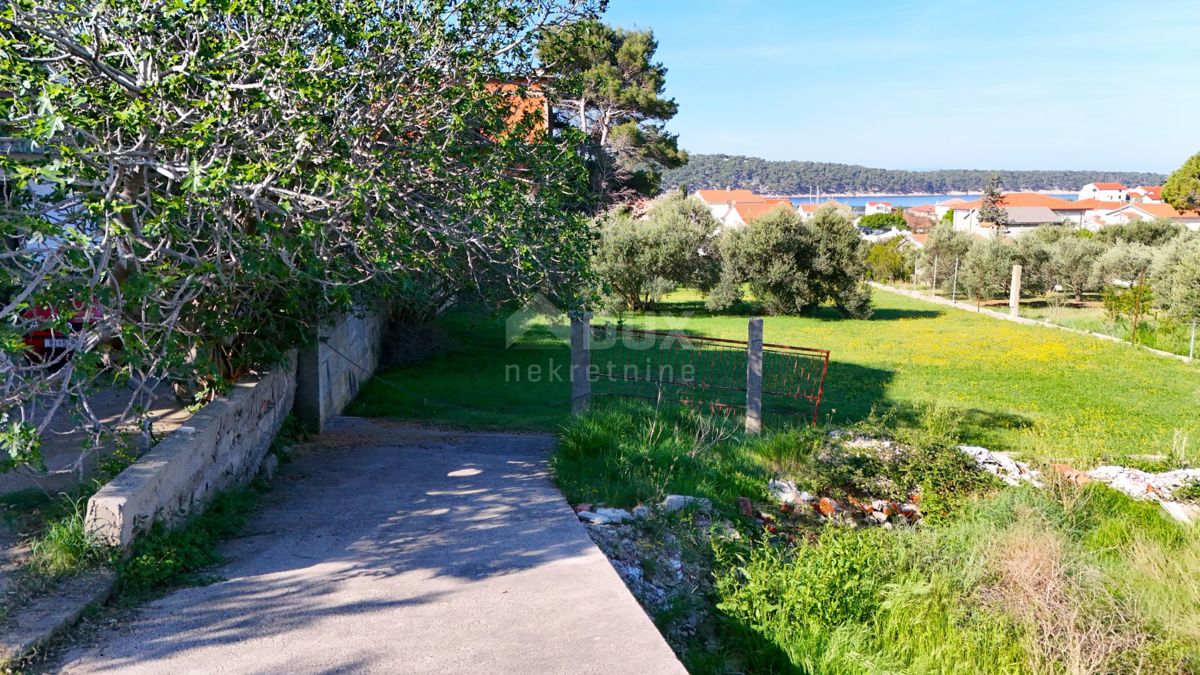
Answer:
[722, 200, 794, 228]
[1079, 182, 1129, 202]
[904, 204, 937, 233]
[691, 189, 765, 222]
[1128, 186, 1164, 204]
[864, 201, 893, 216]
[1097, 203, 1200, 230]
[797, 200, 852, 221]
[934, 197, 970, 221]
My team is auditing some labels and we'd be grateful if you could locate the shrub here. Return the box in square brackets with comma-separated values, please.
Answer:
[713, 528, 903, 672]
[712, 207, 871, 318]
[119, 486, 262, 594]
[960, 237, 1015, 301]
[593, 193, 719, 311]
[858, 211, 907, 231]
[866, 239, 907, 282]
[552, 402, 769, 511]
[1050, 234, 1105, 301]
[27, 499, 112, 579]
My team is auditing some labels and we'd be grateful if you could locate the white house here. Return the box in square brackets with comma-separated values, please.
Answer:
[1128, 186, 1164, 204]
[797, 200, 853, 221]
[1097, 203, 1200, 230]
[934, 197, 970, 221]
[691, 189, 761, 222]
[950, 193, 1080, 233]
[864, 201, 893, 216]
[1078, 182, 1129, 203]
[721, 200, 794, 229]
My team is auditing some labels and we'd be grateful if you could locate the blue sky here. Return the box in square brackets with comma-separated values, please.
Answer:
[601, 0, 1200, 173]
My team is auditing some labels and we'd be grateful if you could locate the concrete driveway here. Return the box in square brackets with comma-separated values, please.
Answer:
[53, 418, 684, 674]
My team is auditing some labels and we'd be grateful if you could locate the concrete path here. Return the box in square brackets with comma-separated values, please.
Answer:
[52, 418, 684, 674]
[2, 381, 190, 497]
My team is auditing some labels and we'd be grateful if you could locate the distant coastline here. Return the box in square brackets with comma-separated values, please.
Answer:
[766, 189, 1074, 199]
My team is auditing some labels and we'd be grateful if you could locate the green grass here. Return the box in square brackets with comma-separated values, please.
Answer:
[350, 288, 1200, 467]
[117, 484, 263, 595]
[346, 312, 572, 430]
[551, 403, 1199, 674]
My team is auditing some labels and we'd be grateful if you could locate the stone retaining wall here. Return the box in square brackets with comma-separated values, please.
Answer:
[85, 352, 297, 549]
[295, 311, 387, 433]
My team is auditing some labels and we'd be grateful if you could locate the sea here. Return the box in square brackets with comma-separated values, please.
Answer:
[788, 193, 1076, 208]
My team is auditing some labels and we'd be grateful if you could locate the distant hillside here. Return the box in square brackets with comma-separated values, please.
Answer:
[662, 154, 1166, 195]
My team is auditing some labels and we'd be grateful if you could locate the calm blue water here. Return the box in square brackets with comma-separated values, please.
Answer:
[789, 193, 1076, 207]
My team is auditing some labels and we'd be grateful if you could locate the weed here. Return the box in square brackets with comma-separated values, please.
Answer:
[1175, 480, 1200, 503]
[118, 484, 263, 595]
[26, 497, 113, 579]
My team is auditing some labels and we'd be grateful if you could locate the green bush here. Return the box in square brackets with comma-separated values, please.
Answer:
[711, 207, 871, 318]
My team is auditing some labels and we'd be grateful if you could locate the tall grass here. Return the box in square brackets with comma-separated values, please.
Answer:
[26, 498, 112, 579]
[554, 404, 1200, 674]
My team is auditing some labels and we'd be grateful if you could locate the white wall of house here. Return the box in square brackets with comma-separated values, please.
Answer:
[720, 209, 748, 229]
[1079, 183, 1129, 202]
[864, 202, 892, 215]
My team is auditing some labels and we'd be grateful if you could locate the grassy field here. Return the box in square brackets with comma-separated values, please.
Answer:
[349, 287, 1199, 467]
[551, 404, 1200, 673]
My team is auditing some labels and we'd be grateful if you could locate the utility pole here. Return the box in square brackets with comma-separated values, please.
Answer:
[932, 254, 939, 295]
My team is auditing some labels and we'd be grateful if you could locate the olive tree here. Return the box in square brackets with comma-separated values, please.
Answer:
[0, 0, 600, 473]
[592, 192, 718, 311]
[710, 206, 871, 318]
[1152, 236, 1200, 322]
[1050, 235, 1105, 302]
[1090, 242, 1156, 288]
[920, 222, 971, 290]
[960, 237, 1015, 302]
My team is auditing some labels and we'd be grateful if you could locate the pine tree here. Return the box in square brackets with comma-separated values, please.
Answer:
[978, 173, 1011, 233]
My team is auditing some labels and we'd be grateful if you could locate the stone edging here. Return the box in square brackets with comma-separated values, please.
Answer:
[85, 352, 298, 550]
[871, 282, 1194, 365]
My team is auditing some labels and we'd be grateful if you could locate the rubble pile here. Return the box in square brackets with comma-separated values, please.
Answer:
[958, 445, 1042, 487]
[1086, 465, 1200, 524]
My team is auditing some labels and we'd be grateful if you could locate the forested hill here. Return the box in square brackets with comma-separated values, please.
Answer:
[661, 154, 1166, 195]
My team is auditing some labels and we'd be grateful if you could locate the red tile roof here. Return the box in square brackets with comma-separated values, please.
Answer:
[950, 193, 1082, 210]
[1068, 199, 1127, 211]
[1088, 182, 1126, 190]
[731, 200, 793, 223]
[1119, 203, 1200, 219]
[798, 200, 851, 213]
[908, 204, 935, 213]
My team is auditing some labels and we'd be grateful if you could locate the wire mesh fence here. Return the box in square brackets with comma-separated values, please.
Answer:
[588, 324, 829, 425]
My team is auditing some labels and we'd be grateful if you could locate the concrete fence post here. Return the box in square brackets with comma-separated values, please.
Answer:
[1190, 317, 1196, 361]
[745, 318, 764, 435]
[570, 313, 592, 416]
[1009, 264, 1023, 318]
